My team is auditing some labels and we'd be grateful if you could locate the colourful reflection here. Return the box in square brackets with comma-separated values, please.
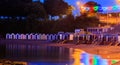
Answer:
[72, 49, 85, 65]
[72, 49, 119, 65]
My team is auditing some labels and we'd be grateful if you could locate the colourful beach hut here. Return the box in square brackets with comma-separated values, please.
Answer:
[25, 34, 29, 39]
[6, 33, 11, 39]
[11, 33, 15, 39]
[35, 33, 39, 40]
[15, 33, 20, 39]
[20, 34, 25, 39]
[47, 34, 51, 41]
[38, 34, 41, 40]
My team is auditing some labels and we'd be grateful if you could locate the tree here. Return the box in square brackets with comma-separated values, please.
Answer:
[25, 2, 48, 21]
[44, 0, 72, 19]
[81, 1, 101, 17]
[52, 15, 75, 33]
[75, 15, 101, 29]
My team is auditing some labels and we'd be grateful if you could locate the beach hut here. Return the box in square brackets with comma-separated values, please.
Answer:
[41, 34, 47, 40]
[47, 34, 51, 41]
[31, 34, 36, 40]
[69, 33, 74, 41]
[11, 33, 15, 39]
[54, 34, 58, 40]
[64, 33, 70, 40]
[37, 33, 40, 40]
[20, 34, 25, 39]
[52, 34, 56, 41]
[44, 34, 47, 41]
[15, 33, 20, 39]
[40, 34, 44, 40]
[59, 34, 63, 40]
[57, 32, 64, 40]
[38, 34, 41, 40]
[25, 34, 29, 39]
[6, 33, 11, 39]
[30, 33, 33, 40]
[35, 33, 39, 40]
[28, 33, 33, 40]
[50, 34, 56, 41]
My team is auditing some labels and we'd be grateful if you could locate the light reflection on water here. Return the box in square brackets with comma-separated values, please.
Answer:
[72, 49, 84, 65]
[1, 44, 118, 65]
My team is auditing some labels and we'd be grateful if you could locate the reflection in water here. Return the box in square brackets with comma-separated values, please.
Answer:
[72, 49, 84, 65]
[0, 43, 119, 65]
[72, 49, 119, 65]
[4, 44, 73, 65]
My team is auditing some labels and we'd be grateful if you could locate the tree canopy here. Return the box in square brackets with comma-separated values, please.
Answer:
[44, 0, 72, 17]
[0, 0, 108, 37]
[81, 1, 101, 17]
[25, 2, 47, 21]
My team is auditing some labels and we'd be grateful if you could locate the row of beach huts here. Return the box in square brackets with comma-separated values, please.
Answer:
[6, 32, 74, 41]
[5, 32, 120, 43]
[5, 25, 120, 44]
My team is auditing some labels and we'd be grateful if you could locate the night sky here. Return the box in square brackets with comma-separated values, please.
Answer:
[64, 0, 119, 15]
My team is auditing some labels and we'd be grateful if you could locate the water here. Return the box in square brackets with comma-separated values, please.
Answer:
[1, 43, 77, 65]
[0, 43, 118, 65]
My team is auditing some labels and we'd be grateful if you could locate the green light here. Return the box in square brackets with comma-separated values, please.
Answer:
[93, 6, 98, 11]
[93, 55, 98, 65]
[112, 60, 117, 64]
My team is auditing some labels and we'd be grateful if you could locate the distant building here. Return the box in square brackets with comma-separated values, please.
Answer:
[98, 13, 120, 24]
[87, 25, 114, 34]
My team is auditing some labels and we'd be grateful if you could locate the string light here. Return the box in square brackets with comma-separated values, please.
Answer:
[80, 5, 120, 12]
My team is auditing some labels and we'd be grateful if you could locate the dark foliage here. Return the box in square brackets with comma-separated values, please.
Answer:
[0, 1, 107, 38]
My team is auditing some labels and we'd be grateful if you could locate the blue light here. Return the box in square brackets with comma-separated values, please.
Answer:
[4, 16, 8, 19]
[102, 7, 107, 12]
[93, 55, 101, 65]
[22, 17, 25, 20]
[32, 0, 39, 2]
[80, 53, 89, 65]
[40, 0, 44, 3]
[98, 59, 108, 65]
[16, 16, 20, 20]
[1, 16, 4, 19]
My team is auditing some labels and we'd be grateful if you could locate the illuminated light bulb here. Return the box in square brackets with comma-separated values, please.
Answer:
[85, 7, 90, 11]
[107, 6, 112, 10]
[111, 60, 117, 64]
[93, 6, 98, 11]
[112, 5, 118, 10]
[98, 6, 103, 12]
[102, 7, 107, 11]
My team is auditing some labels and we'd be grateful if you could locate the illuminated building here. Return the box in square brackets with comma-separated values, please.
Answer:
[98, 13, 120, 24]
